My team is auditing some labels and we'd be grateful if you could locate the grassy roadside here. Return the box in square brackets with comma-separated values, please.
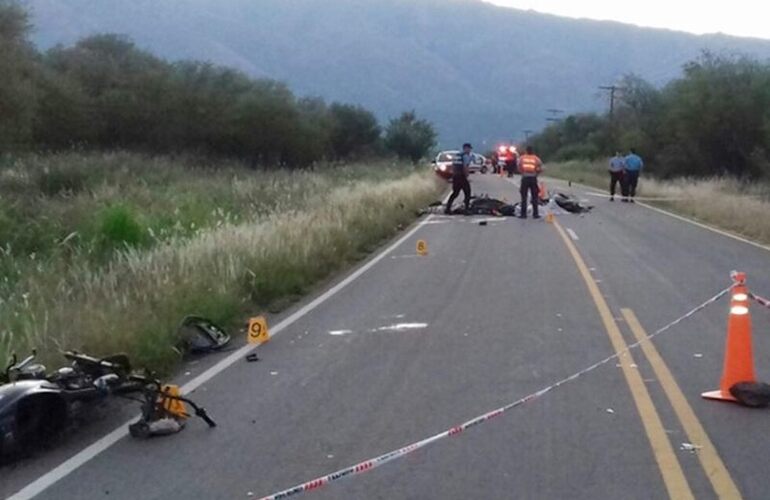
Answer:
[0, 153, 443, 372]
[546, 160, 770, 245]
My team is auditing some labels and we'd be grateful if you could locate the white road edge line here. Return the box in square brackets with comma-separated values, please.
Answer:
[546, 176, 770, 254]
[8, 213, 437, 500]
[636, 201, 770, 253]
[566, 228, 579, 241]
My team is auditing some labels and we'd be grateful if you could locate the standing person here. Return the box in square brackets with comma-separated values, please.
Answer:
[517, 146, 543, 219]
[445, 143, 473, 214]
[506, 147, 518, 177]
[608, 152, 625, 201]
[622, 149, 644, 203]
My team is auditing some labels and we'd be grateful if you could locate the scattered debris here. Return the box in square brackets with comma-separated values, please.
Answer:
[178, 316, 231, 354]
[693, 353, 704, 358]
[553, 192, 594, 214]
[606, 408, 615, 414]
[730, 381, 770, 407]
[373, 323, 428, 332]
[127, 373, 216, 438]
[680, 443, 702, 453]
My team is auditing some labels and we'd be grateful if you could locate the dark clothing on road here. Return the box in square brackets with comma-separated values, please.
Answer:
[505, 158, 517, 177]
[520, 176, 539, 218]
[622, 170, 640, 199]
[609, 171, 623, 198]
[447, 175, 471, 213]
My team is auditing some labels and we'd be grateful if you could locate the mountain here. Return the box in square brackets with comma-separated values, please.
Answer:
[25, 0, 770, 149]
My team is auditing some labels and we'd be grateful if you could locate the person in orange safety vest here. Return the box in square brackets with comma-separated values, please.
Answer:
[517, 146, 544, 219]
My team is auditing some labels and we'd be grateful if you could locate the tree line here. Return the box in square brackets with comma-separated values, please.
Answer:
[529, 52, 770, 178]
[0, 1, 436, 165]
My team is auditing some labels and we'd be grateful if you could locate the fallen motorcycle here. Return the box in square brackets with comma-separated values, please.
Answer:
[0, 350, 143, 458]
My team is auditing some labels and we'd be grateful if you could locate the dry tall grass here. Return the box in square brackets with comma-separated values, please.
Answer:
[0, 154, 442, 371]
[547, 160, 770, 244]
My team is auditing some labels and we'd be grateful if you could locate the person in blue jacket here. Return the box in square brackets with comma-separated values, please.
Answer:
[622, 149, 644, 203]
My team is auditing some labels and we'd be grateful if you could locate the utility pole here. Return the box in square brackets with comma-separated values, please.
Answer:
[598, 85, 623, 118]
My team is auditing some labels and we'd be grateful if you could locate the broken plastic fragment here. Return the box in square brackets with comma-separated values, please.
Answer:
[680, 443, 702, 452]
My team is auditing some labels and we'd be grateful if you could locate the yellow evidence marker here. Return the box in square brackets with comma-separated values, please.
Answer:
[247, 316, 269, 344]
[416, 239, 428, 256]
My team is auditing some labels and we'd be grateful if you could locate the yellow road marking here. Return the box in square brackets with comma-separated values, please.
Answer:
[553, 220, 694, 500]
[622, 308, 743, 499]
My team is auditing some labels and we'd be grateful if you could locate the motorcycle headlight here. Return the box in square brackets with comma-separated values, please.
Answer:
[439, 165, 447, 171]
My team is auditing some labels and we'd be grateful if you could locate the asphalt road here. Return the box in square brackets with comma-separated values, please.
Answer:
[4, 173, 770, 500]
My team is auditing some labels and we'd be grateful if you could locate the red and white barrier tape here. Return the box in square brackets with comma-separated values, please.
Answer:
[259, 287, 731, 500]
[750, 292, 770, 308]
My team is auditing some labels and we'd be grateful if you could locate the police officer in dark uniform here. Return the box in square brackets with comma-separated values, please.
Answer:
[445, 143, 473, 214]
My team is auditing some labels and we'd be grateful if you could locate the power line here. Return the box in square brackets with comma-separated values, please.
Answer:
[545, 108, 565, 124]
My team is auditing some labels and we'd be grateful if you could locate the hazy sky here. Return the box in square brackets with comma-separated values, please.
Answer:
[485, 1, 769, 40]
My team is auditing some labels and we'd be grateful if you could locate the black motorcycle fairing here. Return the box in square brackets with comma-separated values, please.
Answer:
[0, 380, 65, 418]
[0, 380, 68, 456]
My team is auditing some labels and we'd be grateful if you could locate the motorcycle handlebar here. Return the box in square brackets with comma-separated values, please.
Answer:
[196, 408, 217, 428]
[11, 351, 36, 371]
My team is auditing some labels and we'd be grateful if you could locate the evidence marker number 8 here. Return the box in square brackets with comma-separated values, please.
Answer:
[416, 240, 428, 256]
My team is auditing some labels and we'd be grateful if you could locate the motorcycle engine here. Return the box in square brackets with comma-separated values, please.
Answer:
[53, 366, 91, 389]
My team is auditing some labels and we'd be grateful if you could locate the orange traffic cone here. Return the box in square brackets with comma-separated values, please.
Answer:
[702, 271, 756, 402]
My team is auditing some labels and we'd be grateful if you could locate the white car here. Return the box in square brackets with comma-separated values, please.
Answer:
[432, 151, 488, 179]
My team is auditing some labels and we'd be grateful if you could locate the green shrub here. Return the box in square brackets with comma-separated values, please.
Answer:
[98, 204, 145, 250]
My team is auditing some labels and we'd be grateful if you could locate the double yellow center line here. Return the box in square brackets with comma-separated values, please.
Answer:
[552, 220, 741, 499]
